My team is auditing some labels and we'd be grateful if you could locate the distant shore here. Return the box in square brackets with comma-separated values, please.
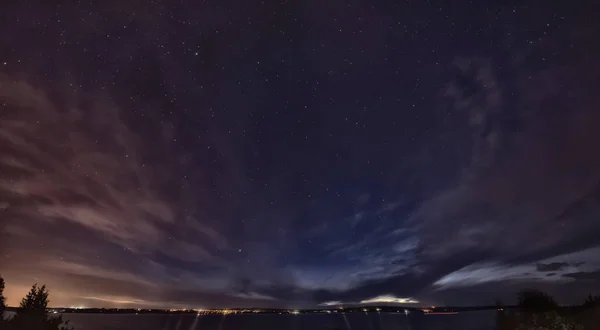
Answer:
[5, 305, 515, 315]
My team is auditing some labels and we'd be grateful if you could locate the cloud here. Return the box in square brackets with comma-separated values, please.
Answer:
[45, 259, 158, 288]
[302, 40, 600, 305]
[359, 295, 418, 304]
[536, 262, 569, 272]
[392, 237, 419, 254]
[563, 271, 600, 281]
[318, 295, 418, 307]
[433, 246, 600, 290]
[79, 295, 165, 307]
[433, 263, 538, 289]
[0, 74, 232, 307]
[230, 292, 277, 301]
[161, 240, 221, 263]
[290, 238, 416, 292]
[541, 247, 600, 271]
[382, 41, 600, 302]
[0, 73, 178, 255]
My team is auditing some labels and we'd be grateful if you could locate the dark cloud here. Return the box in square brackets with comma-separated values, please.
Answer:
[563, 272, 600, 281]
[537, 263, 570, 272]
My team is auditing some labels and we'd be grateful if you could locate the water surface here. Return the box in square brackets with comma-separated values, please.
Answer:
[2, 311, 497, 330]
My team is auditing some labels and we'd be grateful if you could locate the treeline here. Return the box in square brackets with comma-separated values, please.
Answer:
[0, 276, 73, 330]
[497, 289, 600, 330]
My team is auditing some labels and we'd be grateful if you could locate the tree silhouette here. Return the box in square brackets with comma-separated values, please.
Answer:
[578, 294, 600, 329]
[0, 276, 6, 323]
[497, 290, 583, 330]
[582, 294, 600, 309]
[7, 284, 73, 330]
[517, 289, 559, 312]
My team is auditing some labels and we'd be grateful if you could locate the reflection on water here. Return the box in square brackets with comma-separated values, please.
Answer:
[2, 311, 496, 330]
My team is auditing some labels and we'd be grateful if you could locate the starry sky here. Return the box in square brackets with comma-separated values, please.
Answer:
[1, 0, 600, 309]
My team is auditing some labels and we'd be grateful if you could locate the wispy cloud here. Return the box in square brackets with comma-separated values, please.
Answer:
[0, 74, 175, 254]
[318, 295, 418, 306]
[47, 259, 158, 288]
[433, 262, 540, 289]
[359, 295, 419, 304]
[230, 292, 277, 301]
[433, 247, 600, 289]
[80, 295, 164, 307]
[0, 74, 230, 306]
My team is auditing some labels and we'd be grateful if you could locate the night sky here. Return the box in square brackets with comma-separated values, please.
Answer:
[1, 1, 600, 309]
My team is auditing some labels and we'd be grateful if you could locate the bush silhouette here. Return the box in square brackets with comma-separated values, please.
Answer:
[513, 311, 582, 330]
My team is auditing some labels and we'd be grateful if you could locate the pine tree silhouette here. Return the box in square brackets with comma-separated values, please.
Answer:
[8, 284, 73, 330]
[583, 294, 600, 308]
